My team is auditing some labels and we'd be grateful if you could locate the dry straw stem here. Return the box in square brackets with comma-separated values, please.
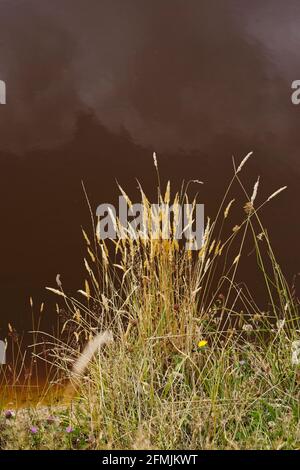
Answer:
[63, 330, 113, 402]
[72, 330, 113, 377]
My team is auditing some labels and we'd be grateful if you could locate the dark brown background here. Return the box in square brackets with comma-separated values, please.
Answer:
[0, 1, 299, 337]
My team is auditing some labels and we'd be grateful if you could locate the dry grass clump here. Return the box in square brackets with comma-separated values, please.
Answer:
[1, 152, 299, 450]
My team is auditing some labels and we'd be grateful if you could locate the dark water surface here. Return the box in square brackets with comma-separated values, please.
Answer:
[0, 1, 299, 347]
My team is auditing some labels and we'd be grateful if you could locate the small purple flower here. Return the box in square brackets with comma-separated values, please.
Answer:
[66, 426, 74, 433]
[4, 410, 15, 419]
[30, 426, 38, 434]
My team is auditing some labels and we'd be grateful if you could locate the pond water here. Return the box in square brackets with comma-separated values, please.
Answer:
[0, 1, 299, 366]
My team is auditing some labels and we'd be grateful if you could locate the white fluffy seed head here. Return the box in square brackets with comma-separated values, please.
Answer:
[236, 151, 253, 174]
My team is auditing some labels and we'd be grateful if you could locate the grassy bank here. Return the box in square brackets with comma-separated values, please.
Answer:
[1, 153, 300, 450]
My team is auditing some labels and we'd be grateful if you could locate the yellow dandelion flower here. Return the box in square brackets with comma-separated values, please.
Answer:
[198, 340, 208, 348]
